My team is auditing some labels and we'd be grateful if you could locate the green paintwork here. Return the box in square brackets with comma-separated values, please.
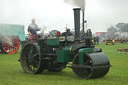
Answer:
[79, 48, 94, 65]
[79, 48, 102, 64]
[57, 46, 72, 62]
[47, 38, 60, 47]
[0, 23, 25, 41]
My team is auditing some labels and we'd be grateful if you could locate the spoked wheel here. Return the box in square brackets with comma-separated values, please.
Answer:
[72, 53, 111, 79]
[0, 36, 19, 54]
[20, 43, 45, 74]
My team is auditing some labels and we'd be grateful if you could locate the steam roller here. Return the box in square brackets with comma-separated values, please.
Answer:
[20, 8, 111, 79]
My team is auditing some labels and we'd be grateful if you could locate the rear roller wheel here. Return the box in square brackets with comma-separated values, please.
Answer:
[20, 43, 45, 74]
[0, 36, 19, 54]
[72, 53, 111, 79]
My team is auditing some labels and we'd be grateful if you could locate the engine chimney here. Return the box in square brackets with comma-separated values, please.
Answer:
[73, 8, 81, 40]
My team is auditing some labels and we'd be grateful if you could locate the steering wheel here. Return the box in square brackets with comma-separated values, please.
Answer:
[30, 35, 39, 42]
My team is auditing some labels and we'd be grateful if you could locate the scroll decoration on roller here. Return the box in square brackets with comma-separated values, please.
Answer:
[19, 8, 112, 79]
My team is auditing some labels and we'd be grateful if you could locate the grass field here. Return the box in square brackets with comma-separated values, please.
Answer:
[0, 43, 128, 85]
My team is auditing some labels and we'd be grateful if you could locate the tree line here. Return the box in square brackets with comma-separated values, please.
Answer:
[107, 23, 128, 34]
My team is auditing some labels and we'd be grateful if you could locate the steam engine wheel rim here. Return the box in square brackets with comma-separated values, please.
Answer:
[2, 36, 19, 54]
[20, 43, 45, 74]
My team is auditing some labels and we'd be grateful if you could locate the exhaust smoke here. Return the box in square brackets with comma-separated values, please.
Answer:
[64, 0, 85, 12]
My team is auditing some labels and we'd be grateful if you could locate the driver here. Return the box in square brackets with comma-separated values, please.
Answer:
[28, 18, 41, 36]
[19, 18, 40, 61]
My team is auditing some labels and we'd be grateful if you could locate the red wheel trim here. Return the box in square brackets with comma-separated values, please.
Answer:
[30, 35, 39, 41]
[2, 36, 20, 54]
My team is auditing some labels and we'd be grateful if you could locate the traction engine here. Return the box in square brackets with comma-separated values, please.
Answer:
[20, 8, 111, 79]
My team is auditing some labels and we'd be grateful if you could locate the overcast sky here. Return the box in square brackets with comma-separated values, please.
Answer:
[0, 0, 128, 33]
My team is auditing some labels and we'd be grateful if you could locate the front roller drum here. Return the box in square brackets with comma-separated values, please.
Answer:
[20, 43, 45, 74]
[72, 52, 111, 79]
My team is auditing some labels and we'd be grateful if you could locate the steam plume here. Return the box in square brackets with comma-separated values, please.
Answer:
[64, 0, 85, 12]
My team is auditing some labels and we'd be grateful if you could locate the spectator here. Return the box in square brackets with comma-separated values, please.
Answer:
[96, 36, 100, 45]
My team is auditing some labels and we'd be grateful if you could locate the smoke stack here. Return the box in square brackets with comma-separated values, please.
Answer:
[73, 8, 81, 40]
